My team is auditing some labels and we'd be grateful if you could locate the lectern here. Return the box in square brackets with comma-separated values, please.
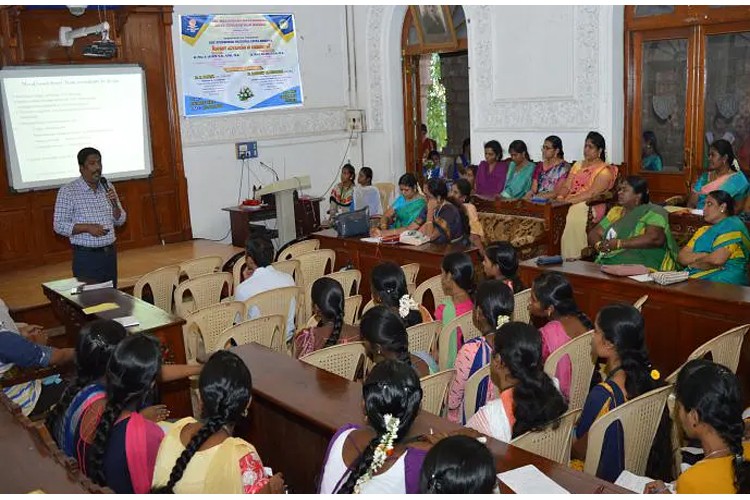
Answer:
[256, 176, 312, 246]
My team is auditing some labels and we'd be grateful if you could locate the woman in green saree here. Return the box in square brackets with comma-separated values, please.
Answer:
[678, 190, 750, 286]
[371, 173, 427, 237]
[588, 176, 679, 271]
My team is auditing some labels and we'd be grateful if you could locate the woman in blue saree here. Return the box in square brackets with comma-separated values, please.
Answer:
[372, 173, 427, 237]
[687, 139, 748, 210]
[679, 190, 750, 285]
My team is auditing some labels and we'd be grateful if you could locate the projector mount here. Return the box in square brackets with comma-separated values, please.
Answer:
[59, 22, 116, 58]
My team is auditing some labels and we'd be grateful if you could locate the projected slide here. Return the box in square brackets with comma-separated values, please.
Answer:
[0, 65, 153, 191]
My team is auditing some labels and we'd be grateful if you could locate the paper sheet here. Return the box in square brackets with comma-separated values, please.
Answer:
[113, 315, 140, 327]
[690, 209, 703, 216]
[627, 273, 653, 283]
[82, 302, 120, 315]
[359, 237, 381, 243]
[496, 465, 570, 494]
[615, 470, 675, 494]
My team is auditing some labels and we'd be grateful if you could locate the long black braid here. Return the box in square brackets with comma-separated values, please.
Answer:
[360, 306, 413, 368]
[311, 277, 346, 348]
[531, 272, 593, 329]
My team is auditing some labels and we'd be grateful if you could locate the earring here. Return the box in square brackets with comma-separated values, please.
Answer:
[242, 408, 248, 417]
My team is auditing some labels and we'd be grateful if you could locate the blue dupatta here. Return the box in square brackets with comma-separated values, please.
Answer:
[462, 337, 493, 424]
[57, 382, 105, 458]
[688, 216, 750, 285]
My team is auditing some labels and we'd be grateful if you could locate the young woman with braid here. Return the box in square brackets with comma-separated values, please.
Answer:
[294, 277, 359, 358]
[370, 261, 431, 328]
[571, 303, 673, 483]
[434, 252, 475, 368]
[482, 241, 525, 292]
[447, 280, 514, 424]
[466, 322, 567, 442]
[360, 306, 436, 377]
[645, 359, 750, 494]
[419, 435, 496, 494]
[319, 359, 426, 493]
[528, 272, 594, 400]
[152, 351, 285, 493]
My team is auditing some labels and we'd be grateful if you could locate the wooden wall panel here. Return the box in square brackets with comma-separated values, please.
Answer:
[0, 6, 191, 274]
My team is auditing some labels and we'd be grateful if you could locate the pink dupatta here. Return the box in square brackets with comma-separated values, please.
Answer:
[125, 412, 164, 494]
[539, 321, 572, 400]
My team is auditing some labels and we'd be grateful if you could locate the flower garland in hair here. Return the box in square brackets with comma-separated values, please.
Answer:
[398, 294, 419, 319]
[732, 158, 741, 172]
[353, 414, 400, 494]
[496, 314, 510, 329]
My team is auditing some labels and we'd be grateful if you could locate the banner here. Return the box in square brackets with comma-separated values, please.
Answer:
[179, 13, 304, 117]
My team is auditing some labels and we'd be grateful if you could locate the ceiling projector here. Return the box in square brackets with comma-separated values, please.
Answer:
[59, 21, 116, 59]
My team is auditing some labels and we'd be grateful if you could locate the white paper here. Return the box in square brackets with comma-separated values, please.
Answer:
[627, 274, 653, 283]
[690, 209, 704, 216]
[81, 281, 114, 291]
[113, 315, 140, 327]
[359, 237, 381, 243]
[496, 465, 569, 494]
[615, 470, 675, 494]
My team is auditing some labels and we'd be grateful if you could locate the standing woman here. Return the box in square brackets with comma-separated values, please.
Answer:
[526, 135, 571, 200]
[688, 139, 748, 210]
[474, 140, 509, 198]
[434, 252, 475, 369]
[372, 173, 427, 237]
[500, 140, 536, 200]
[329, 163, 356, 217]
[482, 241, 524, 292]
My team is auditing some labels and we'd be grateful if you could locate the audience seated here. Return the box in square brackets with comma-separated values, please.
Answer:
[447, 280, 513, 424]
[372, 173, 427, 237]
[294, 277, 360, 358]
[678, 190, 750, 285]
[482, 241, 524, 291]
[353, 166, 383, 216]
[641, 131, 663, 172]
[588, 176, 679, 271]
[474, 140, 509, 197]
[421, 178, 468, 244]
[466, 322, 567, 442]
[423, 150, 443, 180]
[361, 306, 436, 377]
[525, 135, 570, 200]
[152, 351, 285, 493]
[461, 164, 477, 192]
[419, 435, 496, 494]
[571, 304, 672, 483]
[434, 253, 475, 369]
[645, 359, 750, 494]
[559, 132, 616, 259]
[500, 140, 536, 200]
[318, 359, 426, 493]
[370, 262, 430, 327]
[687, 139, 748, 210]
[328, 163, 356, 218]
[529, 272, 593, 400]
[450, 178, 485, 254]
[451, 137, 471, 181]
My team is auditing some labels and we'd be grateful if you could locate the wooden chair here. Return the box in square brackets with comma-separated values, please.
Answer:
[414, 274, 446, 309]
[511, 408, 582, 465]
[664, 324, 749, 383]
[276, 238, 320, 262]
[420, 369, 455, 416]
[174, 272, 233, 318]
[543, 330, 595, 411]
[437, 311, 481, 369]
[344, 294, 362, 325]
[373, 182, 395, 213]
[402, 262, 420, 296]
[133, 264, 180, 313]
[300, 341, 367, 381]
[633, 294, 649, 312]
[217, 315, 286, 352]
[584, 385, 672, 477]
[178, 255, 224, 281]
[183, 301, 245, 363]
[463, 363, 491, 422]
[407, 321, 440, 354]
[327, 269, 362, 297]
[270, 259, 302, 285]
[512, 288, 531, 324]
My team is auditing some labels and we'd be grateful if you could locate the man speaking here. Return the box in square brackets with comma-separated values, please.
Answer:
[53, 147, 126, 286]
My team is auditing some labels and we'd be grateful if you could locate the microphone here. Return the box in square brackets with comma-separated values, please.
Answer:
[259, 161, 280, 181]
[100, 176, 117, 207]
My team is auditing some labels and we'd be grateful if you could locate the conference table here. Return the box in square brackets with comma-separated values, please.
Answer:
[233, 343, 626, 494]
[519, 259, 750, 401]
[312, 229, 480, 306]
[41, 278, 191, 417]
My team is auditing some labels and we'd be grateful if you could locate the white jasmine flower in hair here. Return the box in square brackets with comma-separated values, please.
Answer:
[398, 294, 419, 318]
[496, 314, 510, 329]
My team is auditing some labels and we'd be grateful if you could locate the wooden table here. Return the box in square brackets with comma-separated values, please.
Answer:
[313, 229, 480, 306]
[223, 197, 322, 248]
[519, 259, 750, 400]
[41, 278, 191, 417]
[232, 343, 626, 494]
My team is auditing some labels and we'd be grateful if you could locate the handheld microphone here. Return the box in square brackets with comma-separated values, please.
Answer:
[100, 176, 117, 207]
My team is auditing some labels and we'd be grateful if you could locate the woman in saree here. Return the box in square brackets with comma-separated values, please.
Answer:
[422, 178, 468, 244]
[688, 139, 749, 210]
[525, 135, 570, 200]
[372, 173, 427, 238]
[328, 163, 356, 217]
[450, 178, 485, 255]
[678, 190, 750, 285]
[558, 132, 617, 259]
[500, 140, 536, 200]
[588, 176, 680, 271]
[152, 351, 284, 493]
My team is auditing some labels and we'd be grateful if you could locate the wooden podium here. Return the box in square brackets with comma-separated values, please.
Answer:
[256, 176, 312, 246]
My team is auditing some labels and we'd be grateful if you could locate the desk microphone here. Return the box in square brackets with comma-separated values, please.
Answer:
[259, 161, 280, 181]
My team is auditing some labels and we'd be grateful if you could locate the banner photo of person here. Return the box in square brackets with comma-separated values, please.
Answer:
[179, 13, 304, 116]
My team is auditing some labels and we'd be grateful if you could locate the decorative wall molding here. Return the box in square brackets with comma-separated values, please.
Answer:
[180, 107, 348, 146]
[472, 5, 600, 131]
[366, 5, 385, 131]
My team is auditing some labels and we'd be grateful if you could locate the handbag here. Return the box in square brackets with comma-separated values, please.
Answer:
[333, 207, 370, 237]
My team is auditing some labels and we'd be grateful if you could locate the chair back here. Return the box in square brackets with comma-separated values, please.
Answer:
[414, 274, 446, 308]
[217, 315, 286, 352]
[463, 363, 491, 422]
[584, 385, 672, 477]
[512, 288, 531, 323]
[270, 259, 302, 285]
[174, 272, 233, 318]
[511, 408, 582, 465]
[420, 369, 455, 416]
[232, 257, 246, 292]
[406, 321, 440, 354]
[327, 269, 362, 297]
[133, 264, 180, 313]
[243, 286, 300, 335]
[361, 299, 375, 316]
[633, 294, 649, 312]
[401, 263, 420, 289]
[437, 311, 480, 369]
[664, 323, 749, 384]
[296, 249, 336, 289]
[344, 294, 362, 325]
[300, 341, 366, 381]
[373, 182, 395, 212]
[277, 239, 320, 262]
[543, 330, 595, 411]
[178, 255, 224, 281]
[184, 301, 245, 363]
